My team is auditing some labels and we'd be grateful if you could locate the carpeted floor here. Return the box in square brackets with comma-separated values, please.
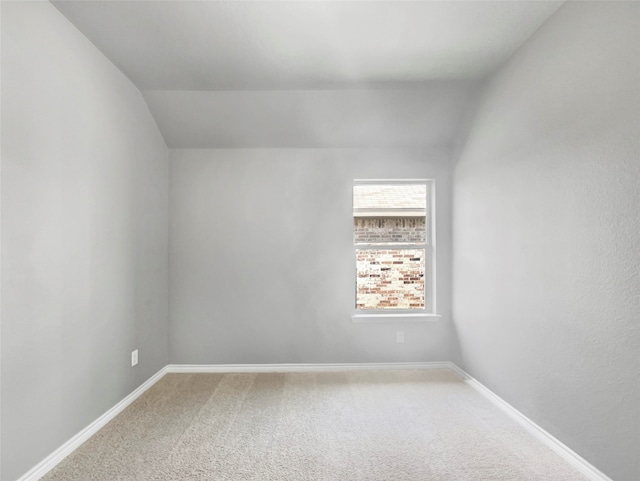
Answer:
[41, 370, 588, 480]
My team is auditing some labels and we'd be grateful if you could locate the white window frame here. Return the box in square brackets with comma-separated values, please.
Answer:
[351, 179, 440, 322]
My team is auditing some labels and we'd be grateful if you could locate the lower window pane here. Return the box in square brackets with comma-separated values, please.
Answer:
[356, 249, 425, 310]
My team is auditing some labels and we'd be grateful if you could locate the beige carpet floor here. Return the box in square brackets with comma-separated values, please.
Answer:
[41, 370, 588, 481]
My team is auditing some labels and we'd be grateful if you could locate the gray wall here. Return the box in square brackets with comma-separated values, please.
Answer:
[1, 2, 169, 480]
[170, 148, 458, 364]
[453, 2, 640, 480]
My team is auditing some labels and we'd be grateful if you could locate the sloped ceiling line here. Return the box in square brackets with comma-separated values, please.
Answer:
[51, 1, 563, 148]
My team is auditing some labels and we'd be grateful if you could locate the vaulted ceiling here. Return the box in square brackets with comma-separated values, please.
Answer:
[52, 1, 564, 148]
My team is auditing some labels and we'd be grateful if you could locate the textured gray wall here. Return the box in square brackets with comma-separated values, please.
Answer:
[169, 148, 458, 365]
[1, 2, 169, 480]
[453, 2, 640, 480]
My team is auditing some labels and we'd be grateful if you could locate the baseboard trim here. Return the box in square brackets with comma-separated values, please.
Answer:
[16, 366, 169, 481]
[16, 361, 612, 481]
[166, 361, 452, 373]
[446, 362, 613, 481]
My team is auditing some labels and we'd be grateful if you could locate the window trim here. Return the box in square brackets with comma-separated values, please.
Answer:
[351, 179, 438, 321]
[351, 313, 442, 322]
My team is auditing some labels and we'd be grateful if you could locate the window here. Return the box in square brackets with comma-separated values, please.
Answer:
[353, 180, 436, 319]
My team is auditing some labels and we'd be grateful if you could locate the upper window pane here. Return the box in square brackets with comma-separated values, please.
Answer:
[353, 183, 427, 245]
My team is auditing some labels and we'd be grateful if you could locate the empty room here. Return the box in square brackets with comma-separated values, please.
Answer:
[1, 1, 638, 480]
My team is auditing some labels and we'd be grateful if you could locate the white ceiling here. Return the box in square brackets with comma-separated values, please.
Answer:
[142, 83, 478, 148]
[51, 1, 564, 148]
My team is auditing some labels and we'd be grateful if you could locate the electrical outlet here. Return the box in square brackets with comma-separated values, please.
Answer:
[396, 331, 405, 343]
[131, 349, 138, 367]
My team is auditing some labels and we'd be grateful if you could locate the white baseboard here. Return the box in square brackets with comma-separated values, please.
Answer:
[17, 361, 613, 481]
[166, 361, 452, 373]
[16, 366, 168, 481]
[446, 362, 613, 481]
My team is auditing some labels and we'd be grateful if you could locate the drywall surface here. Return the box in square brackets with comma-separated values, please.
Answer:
[170, 148, 458, 364]
[142, 86, 478, 148]
[1, 2, 169, 479]
[52, 1, 563, 90]
[453, 2, 640, 480]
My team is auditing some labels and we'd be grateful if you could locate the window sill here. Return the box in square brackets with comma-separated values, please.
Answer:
[351, 313, 441, 323]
